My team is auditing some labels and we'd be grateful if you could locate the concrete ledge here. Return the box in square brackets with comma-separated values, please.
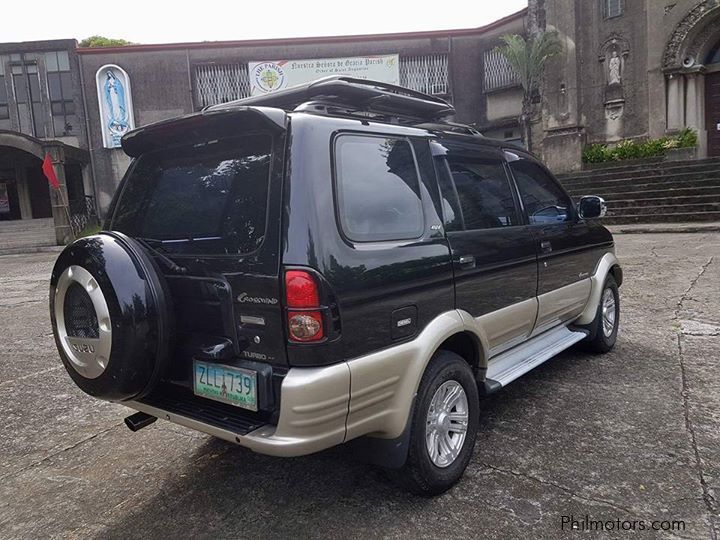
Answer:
[0, 245, 64, 257]
[608, 221, 720, 234]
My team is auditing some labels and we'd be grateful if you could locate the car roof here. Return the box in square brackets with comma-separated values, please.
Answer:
[285, 109, 523, 154]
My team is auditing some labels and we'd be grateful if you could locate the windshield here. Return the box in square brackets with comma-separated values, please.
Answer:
[110, 135, 273, 256]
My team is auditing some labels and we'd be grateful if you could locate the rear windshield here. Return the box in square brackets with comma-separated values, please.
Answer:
[110, 135, 273, 256]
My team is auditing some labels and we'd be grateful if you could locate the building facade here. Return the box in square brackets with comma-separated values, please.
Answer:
[540, 0, 720, 171]
[0, 39, 94, 245]
[2, 1, 720, 247]
[76, 12, 526, 217]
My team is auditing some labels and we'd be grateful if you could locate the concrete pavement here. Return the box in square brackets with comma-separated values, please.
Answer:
[0, 233, 718, 539]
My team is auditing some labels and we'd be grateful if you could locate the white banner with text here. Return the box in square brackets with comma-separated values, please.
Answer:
[248, 55, 399, 95]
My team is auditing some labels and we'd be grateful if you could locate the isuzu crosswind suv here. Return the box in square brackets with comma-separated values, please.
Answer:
[50, 77, 621, 495]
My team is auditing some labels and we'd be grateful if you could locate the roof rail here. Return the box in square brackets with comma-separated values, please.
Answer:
[208, 76, 455, 123]
[413, 122, 483, 136]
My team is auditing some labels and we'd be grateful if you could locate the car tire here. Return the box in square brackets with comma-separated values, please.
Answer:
[49, 231, 174, 401]
[396, 350, 479, 496]
[579, 275, 619, 354]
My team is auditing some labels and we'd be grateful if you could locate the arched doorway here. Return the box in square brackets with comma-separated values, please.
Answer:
[662, 2, 720, 157]
[0, 145, 50, 221]
[0, 130, 91, 247]
[705, 41, 720, 156]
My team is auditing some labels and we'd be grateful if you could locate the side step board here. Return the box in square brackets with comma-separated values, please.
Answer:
[484, 325, 588, 392]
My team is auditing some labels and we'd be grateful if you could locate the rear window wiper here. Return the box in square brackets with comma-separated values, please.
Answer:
[135, 237, 188, 275]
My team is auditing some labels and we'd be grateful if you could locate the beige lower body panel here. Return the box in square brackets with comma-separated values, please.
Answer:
[477, 298, 538, 354]
[533, 279, 591, 336]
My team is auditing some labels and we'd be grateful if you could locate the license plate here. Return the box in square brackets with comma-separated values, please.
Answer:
[193, 361, 257, 411]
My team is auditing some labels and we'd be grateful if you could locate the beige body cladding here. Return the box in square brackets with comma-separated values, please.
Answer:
[127, 252, 620, 457]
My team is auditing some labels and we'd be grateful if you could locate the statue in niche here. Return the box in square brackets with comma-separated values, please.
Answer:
[608, 51, 622, 85]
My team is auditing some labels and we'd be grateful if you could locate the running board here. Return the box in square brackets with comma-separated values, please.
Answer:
[484, 325, 588, 391]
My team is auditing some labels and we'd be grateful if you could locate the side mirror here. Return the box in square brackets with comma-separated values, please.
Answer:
[578, 196, 607, 220]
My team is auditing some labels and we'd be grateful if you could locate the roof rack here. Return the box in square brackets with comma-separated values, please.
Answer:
[208, 76, 455, 123]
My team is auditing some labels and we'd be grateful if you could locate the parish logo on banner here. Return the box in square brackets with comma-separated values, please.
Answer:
[96, 65, 136, 149]
[252, 62, 287, 93]
[248, 55, 400, 96]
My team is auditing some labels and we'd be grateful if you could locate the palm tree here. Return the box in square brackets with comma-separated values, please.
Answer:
[495, 31, 562, 152]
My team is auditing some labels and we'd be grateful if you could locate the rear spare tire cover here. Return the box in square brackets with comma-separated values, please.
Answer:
[49, 231, 173, 401]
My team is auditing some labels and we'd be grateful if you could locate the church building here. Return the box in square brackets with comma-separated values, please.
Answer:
[1, 1, 720, 249]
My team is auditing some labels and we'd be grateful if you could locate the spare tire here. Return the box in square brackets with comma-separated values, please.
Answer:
[49, 231, 174, 401]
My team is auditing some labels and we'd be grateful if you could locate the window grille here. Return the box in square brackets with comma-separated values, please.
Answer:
[483, 49, 520, 92]
[400, 54, 449, 96]
[194, 63, 251, 108]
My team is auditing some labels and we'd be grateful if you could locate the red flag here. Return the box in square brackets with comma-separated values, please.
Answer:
[42, 153, 60, 190]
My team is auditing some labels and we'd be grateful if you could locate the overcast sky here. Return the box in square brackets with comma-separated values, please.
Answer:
[5, 0, 527, 44]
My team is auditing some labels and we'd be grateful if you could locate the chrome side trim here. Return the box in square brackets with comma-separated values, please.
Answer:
[576, 252, 620, 325]
[485, 325, 587, 387]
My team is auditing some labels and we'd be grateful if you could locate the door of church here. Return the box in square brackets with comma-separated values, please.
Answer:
[707, 71, 720, 157]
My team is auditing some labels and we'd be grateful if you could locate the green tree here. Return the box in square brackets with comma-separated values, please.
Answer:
[79, 36, 133, 48]
[495, 31, 561, 152]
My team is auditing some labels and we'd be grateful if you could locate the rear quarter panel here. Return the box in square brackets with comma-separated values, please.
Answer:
[282, 115, 454, 366]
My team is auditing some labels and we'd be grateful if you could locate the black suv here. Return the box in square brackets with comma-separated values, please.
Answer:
[50, 77, 622, 495]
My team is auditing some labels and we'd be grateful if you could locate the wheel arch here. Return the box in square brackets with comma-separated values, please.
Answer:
[576, 252, 621, 326]
[436, 331, 483, 377]
[345, 310, 489, 442]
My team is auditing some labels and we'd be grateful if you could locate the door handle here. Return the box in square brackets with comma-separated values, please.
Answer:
[458, 255, 476, 269]
[540, 241, 553, 254]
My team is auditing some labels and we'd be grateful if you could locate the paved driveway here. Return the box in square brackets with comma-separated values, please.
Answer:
[0, 233, 718, 539]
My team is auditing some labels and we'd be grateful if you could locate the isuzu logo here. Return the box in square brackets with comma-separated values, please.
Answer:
[71, 342, 95, 354]
[237, 292, 278, 305]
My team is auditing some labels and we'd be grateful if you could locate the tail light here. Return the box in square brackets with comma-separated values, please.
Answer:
[285, 270, 324, 342]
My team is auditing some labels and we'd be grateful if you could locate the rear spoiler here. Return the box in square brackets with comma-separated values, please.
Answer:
[121, 106, 287, 158]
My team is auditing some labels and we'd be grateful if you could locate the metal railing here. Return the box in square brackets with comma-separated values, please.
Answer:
[69, 195, 98, 236]
[400, 54, 449, 96]
[194, 63, 252, 108]
[483, 49, 520, 92]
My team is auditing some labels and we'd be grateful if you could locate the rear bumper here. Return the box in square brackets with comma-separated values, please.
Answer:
[126, 311, 467, 457]
[126, 362, 351, 457]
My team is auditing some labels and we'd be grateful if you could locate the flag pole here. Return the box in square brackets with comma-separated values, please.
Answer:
[42, 152, 76, 243]
[56, 186, 76, 242]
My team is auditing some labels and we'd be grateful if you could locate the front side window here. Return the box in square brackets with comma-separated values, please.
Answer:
[334, 135, 424, 242]
[509, 157, 572, 225]
[445, 157, 519, 230]
[111, 135, 273, 256]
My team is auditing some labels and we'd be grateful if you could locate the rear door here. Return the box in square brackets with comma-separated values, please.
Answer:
[707, 71, 720, 157]
[504, 150, 593, 334]
[433, 140, 537, 354]
[109, 110, 289, 376]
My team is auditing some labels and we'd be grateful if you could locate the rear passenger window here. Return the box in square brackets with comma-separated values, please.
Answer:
[440, 156, 519, 230]
[335, 135, 424, 242]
